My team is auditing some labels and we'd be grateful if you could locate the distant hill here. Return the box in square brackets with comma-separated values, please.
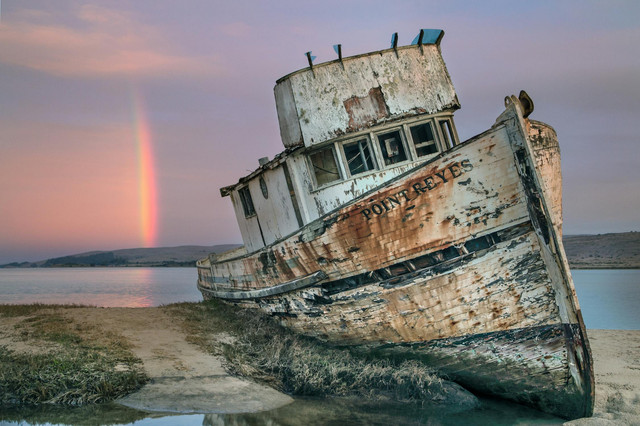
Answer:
[563, 232, 640, 269]
[0, 245, 241, 268]
[2, 232, 639, 269]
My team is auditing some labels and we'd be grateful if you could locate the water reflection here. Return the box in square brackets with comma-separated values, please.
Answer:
[127, 268, 155, 307]
[202, 397, 564, 426]
[0, 268, 202, 307]
[0, 402, 152, 425]
[0, 397, 564, 425]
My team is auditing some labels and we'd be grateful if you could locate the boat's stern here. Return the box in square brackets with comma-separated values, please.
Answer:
[196, 256, 213, 300]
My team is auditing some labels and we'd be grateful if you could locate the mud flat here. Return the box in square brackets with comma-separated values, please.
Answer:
[68, 307, 293, 413]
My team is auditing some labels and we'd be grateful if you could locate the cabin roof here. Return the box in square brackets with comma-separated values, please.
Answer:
[220, 146, 301, 197]
[220, 29, 456, 197]
[275, 30, 445, 85]
[274, 31, 458, 149]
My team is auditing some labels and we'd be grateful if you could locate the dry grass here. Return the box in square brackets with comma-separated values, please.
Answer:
[0, 301, 466, 407]
[166, 300, 451, 402]
[0, 303, 77, 318]
[0, 304, 147, 406]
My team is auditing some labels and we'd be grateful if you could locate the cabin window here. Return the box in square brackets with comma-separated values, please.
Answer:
[410, 121, 438, 157]
[238, 186, 256, 217]
[439, 119, 456, 150]
[376, 130, 407, 166]
[259, 177, 268, 199]
[309, 146, 341, 187]
[343, 138, 375, 177]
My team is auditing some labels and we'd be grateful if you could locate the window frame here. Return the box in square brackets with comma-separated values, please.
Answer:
[339, 135, 378, 178]
[407, 119, 440, 159]
[436, 117, 459, 151]
[237, 186, 256, 218]
[307, 144, 343, 189]
[373, 127, 412, 168]
[305, 113, 459, 190]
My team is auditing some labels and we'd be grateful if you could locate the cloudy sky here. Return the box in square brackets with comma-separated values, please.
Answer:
[0, 1, 638, 263]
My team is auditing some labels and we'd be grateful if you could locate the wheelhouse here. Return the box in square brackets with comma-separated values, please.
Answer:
[220, 35, 461, 253]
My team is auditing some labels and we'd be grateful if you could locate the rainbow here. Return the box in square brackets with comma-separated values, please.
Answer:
[131, 88, 158, 248]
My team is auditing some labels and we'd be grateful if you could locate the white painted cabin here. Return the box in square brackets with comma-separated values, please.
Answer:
[220, 32, 461, 253]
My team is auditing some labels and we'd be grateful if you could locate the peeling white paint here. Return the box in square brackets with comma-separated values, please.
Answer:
[275, 45, 458, 148]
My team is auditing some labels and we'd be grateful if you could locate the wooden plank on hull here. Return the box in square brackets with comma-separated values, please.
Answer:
[199, 270, 328, 300]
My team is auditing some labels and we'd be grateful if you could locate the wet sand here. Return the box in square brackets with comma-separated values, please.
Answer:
[564, 329, 640, 425]
[1, 307, 638, 422]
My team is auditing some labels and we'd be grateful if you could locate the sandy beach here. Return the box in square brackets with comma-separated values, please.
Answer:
[564, 329, 640, 425]
[1, 306, 638, 423]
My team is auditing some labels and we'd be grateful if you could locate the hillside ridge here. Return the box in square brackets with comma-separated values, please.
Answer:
[0, 244, 241, 268]
[563, 231, 640, 269]
[2, 232, 639, 269]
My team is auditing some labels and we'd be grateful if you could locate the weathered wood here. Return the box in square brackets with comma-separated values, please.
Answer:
[198, 270, 327, 300]
[200, 125, 528, 291]
[528, 120, 563, 236]
[275, 44, 459, 148]
[381, 324, 592, 420]
[196, 36, 593, 419]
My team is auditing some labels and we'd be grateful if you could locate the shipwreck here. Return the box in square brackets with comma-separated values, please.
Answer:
[197, 29, 594, 419]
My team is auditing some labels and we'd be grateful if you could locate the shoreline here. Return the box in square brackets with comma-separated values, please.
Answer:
[2, 265, 640, 269]
[1, 304, 638, 423]
[569, 266, 640, 270]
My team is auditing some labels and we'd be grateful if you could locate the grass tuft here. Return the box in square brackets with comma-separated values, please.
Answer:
[0, 346, 146, 406]
[0, 305, 147, 407]
[167, 300, 451, 403]
[0, 304, 89, 318]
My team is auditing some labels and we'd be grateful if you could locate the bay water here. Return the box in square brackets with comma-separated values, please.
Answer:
[0, 267, 202, 308]
[0, 268, 637, 329]
[0, 268, 638, 425]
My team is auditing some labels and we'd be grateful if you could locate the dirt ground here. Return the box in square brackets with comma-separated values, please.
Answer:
[68, 307, 293, 413]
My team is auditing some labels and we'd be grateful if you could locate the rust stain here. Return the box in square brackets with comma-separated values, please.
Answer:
[343, 87, 389, 132]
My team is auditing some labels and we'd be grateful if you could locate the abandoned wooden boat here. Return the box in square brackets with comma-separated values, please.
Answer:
[197, 29, 594, 419]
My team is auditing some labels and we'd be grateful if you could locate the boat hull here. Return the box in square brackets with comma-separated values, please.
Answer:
[197, 98, 594, 419]
[383, 323, 591, 419]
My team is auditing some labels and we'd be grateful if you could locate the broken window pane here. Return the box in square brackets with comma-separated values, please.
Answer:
[439, 119, 455, 150]
[343, 138, 375, 176]
[410, 121, 438, 157]
[309, 147, 341, 187]
[376, 130, 407, 166]
[238, 186, 255, 217]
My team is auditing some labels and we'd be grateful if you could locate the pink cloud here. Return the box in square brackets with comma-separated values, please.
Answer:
[0, 5, 219, 77]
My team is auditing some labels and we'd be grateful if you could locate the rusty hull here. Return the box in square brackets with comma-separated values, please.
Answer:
[197, 98, 594, 419]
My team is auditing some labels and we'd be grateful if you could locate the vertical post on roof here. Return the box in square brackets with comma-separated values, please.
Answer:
[333, 44, 344, 69]
[417, 29, 424, 54]
[305, 51, 315, 77]
[391, 32, 399, 58]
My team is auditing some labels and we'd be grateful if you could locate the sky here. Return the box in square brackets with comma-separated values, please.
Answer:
[0, 1, 638, 263]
